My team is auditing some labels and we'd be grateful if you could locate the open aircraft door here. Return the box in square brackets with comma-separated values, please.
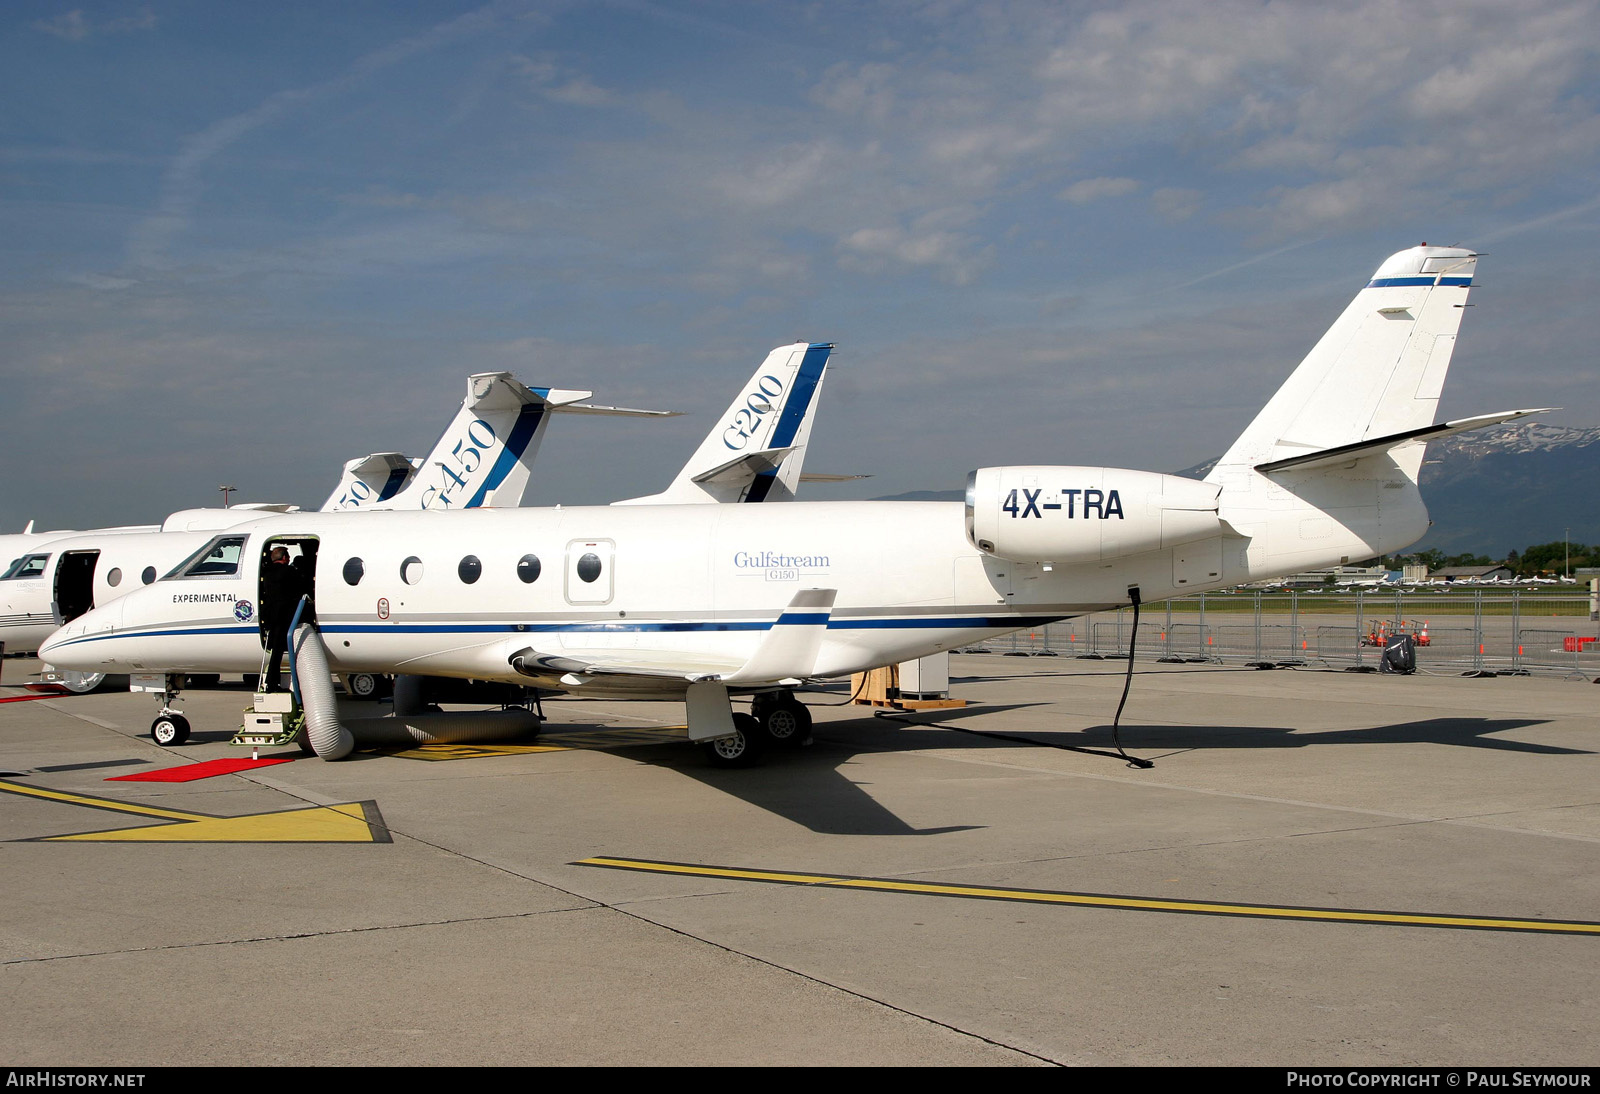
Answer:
[53, 550, 99, 625]
[257, 536, 320, 643]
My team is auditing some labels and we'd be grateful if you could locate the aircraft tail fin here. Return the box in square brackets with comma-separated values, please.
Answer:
[383, 374, 587, 511]
[318, 452, 418, 512]
[615, 342, 833, 505]
[1208, 245, 1478, 483]
[379, 374, 677, 511]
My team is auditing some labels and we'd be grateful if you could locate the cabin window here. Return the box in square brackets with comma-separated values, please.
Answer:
[107, 568, 122, 587]
[517, 554, 541, 583]
[141, 566, 157, 585]
[576, 552, 602, 583]
[168, 535, 248, 579]
[343, 557, 364, 586]
[401, 556, 424, 585]
[458, 555, 482, 584]
[2, 553, 50, 580]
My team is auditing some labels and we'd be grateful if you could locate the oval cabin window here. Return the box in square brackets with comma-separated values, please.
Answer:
[458, 555, 482, 584]
[517, 554, 541, 584]
[576, 552, 602, 584]
[401, 557, 424, 585]
[343, 557, 364, 586]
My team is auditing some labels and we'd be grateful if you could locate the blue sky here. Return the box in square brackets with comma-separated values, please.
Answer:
[4, 0, 1599, 530]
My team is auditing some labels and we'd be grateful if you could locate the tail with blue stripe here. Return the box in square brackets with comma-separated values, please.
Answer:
[318, 452, 418, 512]
[1209, 245, 1479, 479]
[383, 374, 580, 511]
[616, 342, 833, 505]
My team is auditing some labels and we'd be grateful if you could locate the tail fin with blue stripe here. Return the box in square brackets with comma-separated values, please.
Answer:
[616, 342, 833, 505]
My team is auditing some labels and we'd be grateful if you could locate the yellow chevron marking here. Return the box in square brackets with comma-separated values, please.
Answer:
[0, 779, 389, 843]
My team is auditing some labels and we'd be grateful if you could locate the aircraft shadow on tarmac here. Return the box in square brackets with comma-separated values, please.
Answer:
[604, 706, 1584, 834]
[890, 708, 1586, 755]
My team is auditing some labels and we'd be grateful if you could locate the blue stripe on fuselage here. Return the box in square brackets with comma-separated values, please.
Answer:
[45, 612, 1069, 651]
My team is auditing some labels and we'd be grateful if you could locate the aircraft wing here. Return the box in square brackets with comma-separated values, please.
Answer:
[508, 589, 838, 687]
[509, 647, 746, 683]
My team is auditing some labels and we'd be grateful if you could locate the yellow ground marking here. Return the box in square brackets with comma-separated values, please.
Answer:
[0, 779, 389, 843]
[575, 856, 1600, 937]
[390, 726, 687, 761]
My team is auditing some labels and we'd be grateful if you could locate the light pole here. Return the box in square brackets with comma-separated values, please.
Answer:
[220, 485, 237, 508]
[1565, 527, 1570, 582]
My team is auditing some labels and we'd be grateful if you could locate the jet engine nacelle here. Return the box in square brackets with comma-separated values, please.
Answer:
[965, 466, 1223, 564]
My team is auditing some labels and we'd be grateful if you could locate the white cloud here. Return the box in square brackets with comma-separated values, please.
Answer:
[1059, 176, 1139, 204]
[32, 8, 156, 41]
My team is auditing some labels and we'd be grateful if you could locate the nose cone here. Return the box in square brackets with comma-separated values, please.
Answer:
[38, 599, 125, 669]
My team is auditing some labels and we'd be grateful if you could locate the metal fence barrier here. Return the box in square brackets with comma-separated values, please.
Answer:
[967, 591, 1599, 680]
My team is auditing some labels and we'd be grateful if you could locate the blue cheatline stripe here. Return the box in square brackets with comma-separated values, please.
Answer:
[466, 404, 546, 508]
[743, 343, 831, 504]
[377, 466, 411, 501]
[1366, 276, 1472, 288]
[773, 611, 830, 626]
[46, 613, 1068, 650]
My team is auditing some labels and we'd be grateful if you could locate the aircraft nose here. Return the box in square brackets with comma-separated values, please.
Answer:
[38, 600, 125, 669]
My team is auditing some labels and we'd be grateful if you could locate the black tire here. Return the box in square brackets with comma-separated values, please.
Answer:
[346, 673, 384, 701]
[758, 697, 812, 747]
[151, 715, 190, 746]
[702, 713, 767, 768]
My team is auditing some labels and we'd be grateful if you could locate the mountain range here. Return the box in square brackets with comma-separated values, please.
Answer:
[874, 422, 1600, 559]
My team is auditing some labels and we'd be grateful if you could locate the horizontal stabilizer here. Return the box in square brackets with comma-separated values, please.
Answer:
[552, 401, 680, 417]
[1255, 409, 1555, 473]
[799, 472, 870, 483]
[691, 446, 798, 485]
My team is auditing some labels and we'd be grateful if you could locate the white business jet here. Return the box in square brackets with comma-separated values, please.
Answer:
[45, 248, 1543, 765]
[5, 373, 667, 671]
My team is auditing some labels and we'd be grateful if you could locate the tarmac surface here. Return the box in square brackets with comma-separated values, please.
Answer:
[1, 653, 1597, 1066]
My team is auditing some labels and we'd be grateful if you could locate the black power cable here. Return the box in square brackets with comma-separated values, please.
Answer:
[1111, 586, 1155, 769]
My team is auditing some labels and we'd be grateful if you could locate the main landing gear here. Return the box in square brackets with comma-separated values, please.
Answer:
[750, 691, 813, 748]
[701, 691, 814, 768]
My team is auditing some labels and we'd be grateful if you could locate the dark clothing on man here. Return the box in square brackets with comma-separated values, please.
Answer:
[261, 558, 307, 692]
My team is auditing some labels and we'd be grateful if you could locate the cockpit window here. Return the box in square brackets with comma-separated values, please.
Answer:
[1, 553, 50, 580]
[166, 535, 249, 579]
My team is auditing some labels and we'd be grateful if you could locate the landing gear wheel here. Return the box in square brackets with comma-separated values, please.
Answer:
[150, 715, 191, 746]
[58, 670, 107, 695]
[346, 673, 384, 701]
[702, 713, 767, 768]
[756, 697, 812, 747]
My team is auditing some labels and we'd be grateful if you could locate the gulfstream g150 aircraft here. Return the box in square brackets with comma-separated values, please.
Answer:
[2, 373, 672, 664]
[44, 247, 1542, 762]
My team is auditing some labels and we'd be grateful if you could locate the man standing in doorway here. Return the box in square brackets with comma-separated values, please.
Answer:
[261, 546, 306, 693]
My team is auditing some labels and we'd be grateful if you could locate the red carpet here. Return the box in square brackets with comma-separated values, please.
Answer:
[0, 693, 66, 704]
[108, 757, 296, 782]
